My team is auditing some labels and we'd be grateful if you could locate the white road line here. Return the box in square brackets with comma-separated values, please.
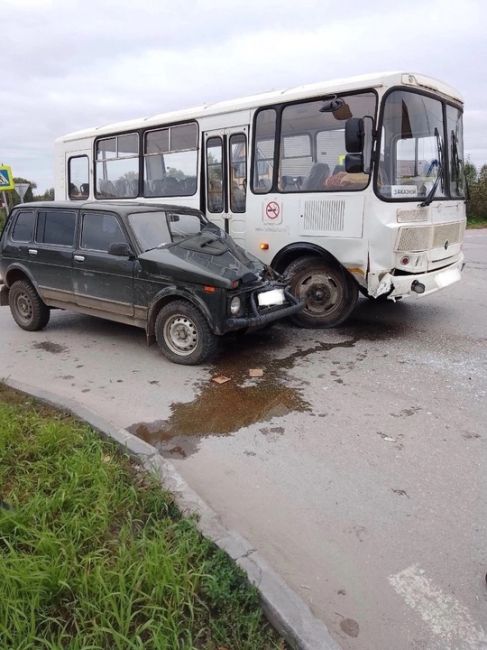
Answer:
[388, 564, 487, 649]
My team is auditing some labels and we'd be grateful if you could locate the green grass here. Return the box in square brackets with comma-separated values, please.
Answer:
[0, 384, 283, 650]
[467, 215, 487, 229]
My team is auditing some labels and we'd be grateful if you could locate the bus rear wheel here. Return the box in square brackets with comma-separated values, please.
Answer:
[286, 256, 358, 328]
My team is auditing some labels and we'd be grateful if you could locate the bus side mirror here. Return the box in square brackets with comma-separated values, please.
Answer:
[345, 116, 374, 174]
[345, 118, 364, 153]
[345, 154, 364, 173]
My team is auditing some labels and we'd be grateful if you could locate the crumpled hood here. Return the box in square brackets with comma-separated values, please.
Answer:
[138, 230, 264, 289]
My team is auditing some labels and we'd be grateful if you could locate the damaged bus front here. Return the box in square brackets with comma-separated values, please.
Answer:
[364, 75, 465, 301]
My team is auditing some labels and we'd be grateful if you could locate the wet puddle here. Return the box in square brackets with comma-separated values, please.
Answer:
[127, 330, 357, 457]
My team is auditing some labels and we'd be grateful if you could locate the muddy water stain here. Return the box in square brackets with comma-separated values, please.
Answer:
[127, 331, 357, 456]
[33, 341, 68, 354]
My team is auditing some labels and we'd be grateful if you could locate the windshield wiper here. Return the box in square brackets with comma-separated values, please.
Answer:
[450, 130, 465, 198]
[420, 128, 444, 207]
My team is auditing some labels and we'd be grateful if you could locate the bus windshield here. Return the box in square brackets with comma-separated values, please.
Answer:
[377, 90, 464, 201]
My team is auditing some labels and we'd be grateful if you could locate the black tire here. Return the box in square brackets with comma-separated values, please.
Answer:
[155, 300, 218, 365]
[9, 280, 50, 331]
[286, 256, 358, 328]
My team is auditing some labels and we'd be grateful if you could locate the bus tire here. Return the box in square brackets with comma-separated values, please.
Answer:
[286, 256, 358, 328]
[9, 280, 50, 331]
[155, 300, 218, 365]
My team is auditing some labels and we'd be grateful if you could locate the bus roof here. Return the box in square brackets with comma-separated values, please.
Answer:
[57, 71, 463, 143]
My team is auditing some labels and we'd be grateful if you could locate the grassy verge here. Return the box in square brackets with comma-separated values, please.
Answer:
[0, 384, 283, 650]
[467, 216, 487, 229]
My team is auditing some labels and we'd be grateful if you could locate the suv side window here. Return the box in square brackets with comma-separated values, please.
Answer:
[37, 210, 77, 247]
[11, 211, 35, 242]
[81, 213, 126, 252]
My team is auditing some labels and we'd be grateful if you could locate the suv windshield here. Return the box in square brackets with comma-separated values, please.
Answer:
[128, 210, 208, 251]
[377, 90, 464, 201]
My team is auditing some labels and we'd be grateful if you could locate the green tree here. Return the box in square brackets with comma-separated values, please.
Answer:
[464, 161, 477, 186]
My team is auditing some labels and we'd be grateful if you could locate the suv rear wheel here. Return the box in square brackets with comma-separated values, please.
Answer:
[9, 280, 50, 331]
[155, 300, 218, 365]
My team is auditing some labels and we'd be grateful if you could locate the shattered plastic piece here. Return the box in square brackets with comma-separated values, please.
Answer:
[249, 368, 264, 378]
[212, 375, 231, 385]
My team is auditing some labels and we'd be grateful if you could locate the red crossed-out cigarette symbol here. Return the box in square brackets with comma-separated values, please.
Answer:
[265, 201, 280, 219]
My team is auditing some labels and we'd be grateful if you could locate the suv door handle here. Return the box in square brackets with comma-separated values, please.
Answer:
[74, 255, 85, 262]
[28, 248, 38, 256]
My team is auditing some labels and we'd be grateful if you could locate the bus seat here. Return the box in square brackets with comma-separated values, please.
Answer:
[303, 163, 330, 191]
[128, 179, 139, 196]
[115, 178, 129, 197]
[161, 177, 180, 195]
[99, 179, 116, 198]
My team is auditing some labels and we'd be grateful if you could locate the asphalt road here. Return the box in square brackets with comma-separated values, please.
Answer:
[1, 230, 486, 650]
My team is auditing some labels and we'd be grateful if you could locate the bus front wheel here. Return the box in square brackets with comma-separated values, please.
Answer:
[286, 256, 358, 328]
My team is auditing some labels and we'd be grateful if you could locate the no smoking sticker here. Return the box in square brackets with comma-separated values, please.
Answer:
[263, 200, 282, 224]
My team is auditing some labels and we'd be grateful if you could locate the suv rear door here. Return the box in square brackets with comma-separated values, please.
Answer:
[73, 211, 134, 317]
[33, 208, 77, 305]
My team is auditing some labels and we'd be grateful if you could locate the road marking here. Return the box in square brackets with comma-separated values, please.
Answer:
[388, 564, 487, 649]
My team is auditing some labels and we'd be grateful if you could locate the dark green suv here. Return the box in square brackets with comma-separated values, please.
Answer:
[0, 201, 301, 364]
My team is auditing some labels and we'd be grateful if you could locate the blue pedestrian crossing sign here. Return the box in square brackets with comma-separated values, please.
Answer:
[0, 165, 14, 191]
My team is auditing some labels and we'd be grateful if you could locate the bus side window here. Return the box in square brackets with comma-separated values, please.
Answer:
[229, 133, 247, 213]
[68, 155, 89, 200]
[252, 109, 276, 194]
[206, 137, 224, 213]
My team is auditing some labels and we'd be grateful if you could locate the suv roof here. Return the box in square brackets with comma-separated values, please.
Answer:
[14, 201, 203, 217]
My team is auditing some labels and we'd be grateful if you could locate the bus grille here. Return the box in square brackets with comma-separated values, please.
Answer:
[395, 222, 464, 252]
[303, 200, 345, 232]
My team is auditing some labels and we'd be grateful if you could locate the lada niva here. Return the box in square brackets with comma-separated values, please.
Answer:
[0, 201, 302, 364]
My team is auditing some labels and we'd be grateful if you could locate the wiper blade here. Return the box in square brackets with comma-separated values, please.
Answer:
[420, 127, 444, 207]
[200, 236, 222, 248]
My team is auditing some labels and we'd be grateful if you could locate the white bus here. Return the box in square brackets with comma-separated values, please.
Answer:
[55, 71, 466, 328]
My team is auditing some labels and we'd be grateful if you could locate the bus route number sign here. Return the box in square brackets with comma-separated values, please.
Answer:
[264, 200, 282, 224]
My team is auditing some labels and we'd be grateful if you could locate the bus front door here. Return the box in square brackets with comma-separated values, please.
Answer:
[203, 128, 248, 246]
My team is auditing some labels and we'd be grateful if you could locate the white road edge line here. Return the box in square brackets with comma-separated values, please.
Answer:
[388, 564, 487, 649]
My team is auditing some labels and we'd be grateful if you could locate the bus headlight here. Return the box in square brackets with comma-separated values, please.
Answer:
[230, 296, 241, 315]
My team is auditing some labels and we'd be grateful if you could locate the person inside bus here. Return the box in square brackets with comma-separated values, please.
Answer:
[303, 163, 330, 191]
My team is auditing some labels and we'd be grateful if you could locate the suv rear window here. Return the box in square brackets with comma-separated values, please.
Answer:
[11, 211, 35, 242]
[37, 210, 77, 246]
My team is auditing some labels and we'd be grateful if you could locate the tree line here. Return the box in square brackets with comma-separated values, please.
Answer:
[464, 162, 487, 225]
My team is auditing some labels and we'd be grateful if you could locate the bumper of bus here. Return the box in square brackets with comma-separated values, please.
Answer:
[372, 254, 464, 300]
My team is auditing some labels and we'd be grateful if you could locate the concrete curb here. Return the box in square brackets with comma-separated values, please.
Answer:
[4, 377, 341, 650]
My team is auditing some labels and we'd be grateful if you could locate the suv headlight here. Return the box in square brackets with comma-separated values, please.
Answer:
[230, 296, 241, 315]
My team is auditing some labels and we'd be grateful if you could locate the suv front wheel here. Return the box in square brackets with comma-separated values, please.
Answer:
[155, 300, 218, 365]
[9, 280, 50, 331]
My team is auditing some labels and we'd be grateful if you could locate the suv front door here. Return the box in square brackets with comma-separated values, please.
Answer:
[73, 211, 134, 317]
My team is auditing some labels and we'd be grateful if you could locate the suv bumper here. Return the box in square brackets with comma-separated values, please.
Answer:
[224, 289, 303, 331]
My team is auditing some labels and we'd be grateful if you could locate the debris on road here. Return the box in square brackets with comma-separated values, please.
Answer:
[212, 375, 231, 385]
[249, 368, 264, 378]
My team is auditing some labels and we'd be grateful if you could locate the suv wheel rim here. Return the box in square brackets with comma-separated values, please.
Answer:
[163, 314, 199, 356]
[16, 291, 33, 323]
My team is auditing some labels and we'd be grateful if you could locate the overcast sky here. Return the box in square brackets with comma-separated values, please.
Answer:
[1, 0, 486, 192]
